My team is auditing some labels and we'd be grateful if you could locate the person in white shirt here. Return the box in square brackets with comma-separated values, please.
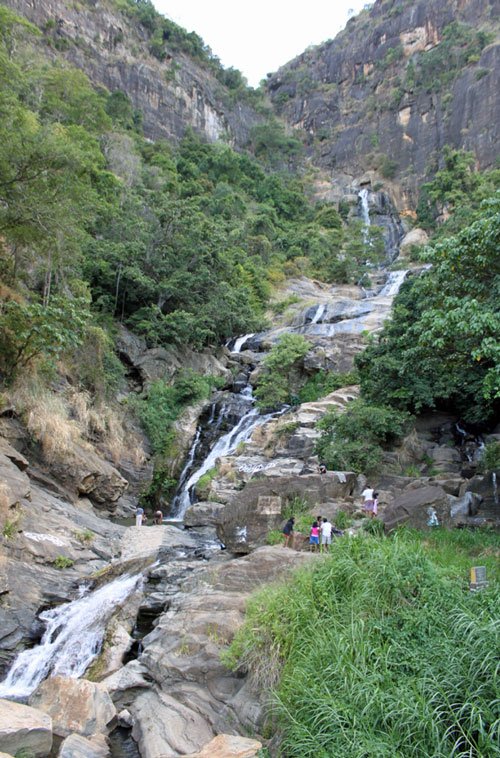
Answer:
[361, 487, 374, 515]
[320, 517, 333, 553]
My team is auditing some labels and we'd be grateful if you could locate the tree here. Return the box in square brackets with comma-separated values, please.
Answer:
[357, 194, 500, 423]
[255, 334, 311, 409]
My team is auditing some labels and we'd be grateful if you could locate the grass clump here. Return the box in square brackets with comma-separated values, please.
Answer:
[224, 529, 500, 757]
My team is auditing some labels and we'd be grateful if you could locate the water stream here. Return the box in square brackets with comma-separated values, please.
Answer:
[378, 270, 409, 297]
[169, 385, 284, 519]
[0, 573, 142, 699]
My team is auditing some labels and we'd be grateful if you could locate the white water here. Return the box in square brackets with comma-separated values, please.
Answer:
[0, 574, 141, 699]
[359, 188, 370, 227]
[231, 333, 254, 353]
[170, 387, 283, 519]
[379, 270, 409, 297]
[493, 471, 499, 506]
[310, 303, 327, 324]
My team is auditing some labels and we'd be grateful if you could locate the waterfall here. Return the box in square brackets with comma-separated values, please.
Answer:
[310, 303, 327, 324]
[493, 472, 499, 506]
[0, 574, 141, 699]
[379, 270, 409, 297]
[231, 333, 254, 353]
[359, 188, 370, 227]
[169, 386, 283, 519]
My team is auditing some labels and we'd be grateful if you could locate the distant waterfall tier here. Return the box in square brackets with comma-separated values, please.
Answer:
[359, 188, 371, 227]
[169, 386, 284, 519]
[378, 270, 409, 296]
[0, 574, 142, 699]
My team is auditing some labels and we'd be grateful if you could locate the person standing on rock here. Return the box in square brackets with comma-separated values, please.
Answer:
[152, 509, 163, 525]
[370, 493, 379, 519]
[310, 521, 320, 552]
[135, 505, 144, 527]
[361, 486, 374, 515]
[320, 517, 333, 553]
[283, 517, 295, 548]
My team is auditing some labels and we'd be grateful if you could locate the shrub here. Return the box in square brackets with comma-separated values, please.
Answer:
[254, 334, 311, 410]
[54, 556, 75, 569]
[315, 399, 411, 474]
[266, 529, 284, 546]
[478, 441, 500, 472]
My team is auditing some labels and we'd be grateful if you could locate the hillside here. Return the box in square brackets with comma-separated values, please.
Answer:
[267, 0, 500, 213]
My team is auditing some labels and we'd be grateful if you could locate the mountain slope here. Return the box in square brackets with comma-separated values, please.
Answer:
[266, 0, 500, 213]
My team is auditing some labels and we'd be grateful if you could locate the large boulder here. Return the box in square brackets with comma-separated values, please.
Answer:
[28, 676, 116, 738]
[399, 228, 429, 255]
[0, 698, 52, 757]
[217, 473, 356, 552]
[383, 485, 452, 531]
[184, 501, 224, 527]
[0, 444, 31, 531]
[47, 442, 128, 510]
[185, 734, 262, 758]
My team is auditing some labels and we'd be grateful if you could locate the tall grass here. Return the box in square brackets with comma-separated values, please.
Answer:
[224, 530, 500, 757]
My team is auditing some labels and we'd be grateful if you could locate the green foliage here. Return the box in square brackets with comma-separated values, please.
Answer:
[297, 369, 359, 403]
[3, 514, 21, 539]
[282, 494, 309, 521]
[254, 334, 311, 410]
[0, 295, 90, 382]
[72, 529, 94, 543]
[130, 371, 216, 456]
[248, 120, 303, 169]
[266, 529, 284, 546]
[413, 22, 491, 94]
[334, 509, 352, 529]
[478, 442, 500, 472]
[224, 529, 500, 757]
[54, 556, 74, 569]
[357, 194, 500, 423]
[195, 466, 217, 499]
[315, 398, 410, 473]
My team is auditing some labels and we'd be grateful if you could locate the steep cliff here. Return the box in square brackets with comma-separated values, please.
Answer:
[267, 0, 500, 213]
[5, 0, 265, 146]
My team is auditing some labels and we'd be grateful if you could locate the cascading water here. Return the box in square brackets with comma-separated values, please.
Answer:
[359, 188, 370, 228]
[0, 573, 141, 699]
[493, 472, 499, 506]
[379, 270, 409, 297]
[169, 386, 283, 519]
[231, 333, 255, 353]
[310, 303, 327, 324]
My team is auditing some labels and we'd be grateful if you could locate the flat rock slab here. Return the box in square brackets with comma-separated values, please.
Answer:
[29, 676, 116, 738]
[185, 734, 262, 757]
[118, 525, 197, 561]
[58, 733, 109, 758]
[0, 698, 53, 757]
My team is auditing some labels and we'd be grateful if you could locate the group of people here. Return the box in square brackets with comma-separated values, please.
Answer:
[361, 486, 378, 518]
[282, 515, 344, 552]
[135, 506, 163, 527]
[282, 484, 379, 550]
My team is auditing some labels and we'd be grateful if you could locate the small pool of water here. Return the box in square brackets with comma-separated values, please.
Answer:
[109, 727, 141, 758]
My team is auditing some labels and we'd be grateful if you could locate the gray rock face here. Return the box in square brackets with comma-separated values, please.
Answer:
[5, 0, 264, 147]
[0, 699, 53, 757]
[267, 0, 500, 213]
[114, 546, 315, 757]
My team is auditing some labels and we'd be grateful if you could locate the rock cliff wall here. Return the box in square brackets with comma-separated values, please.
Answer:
[267, 0, 500, 213]
[5, 0, 264, 145]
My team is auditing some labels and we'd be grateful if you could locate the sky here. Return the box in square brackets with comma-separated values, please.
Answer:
[152, 0, 369, 87]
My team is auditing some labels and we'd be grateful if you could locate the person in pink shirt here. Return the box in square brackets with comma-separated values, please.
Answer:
[310, 521, 320, 552]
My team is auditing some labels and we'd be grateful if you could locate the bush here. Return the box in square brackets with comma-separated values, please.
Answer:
[254, 334, 311, 410]
[54, 556, 75, 569]
[478, 442, 500, 472]
[315, 399, 411, 474]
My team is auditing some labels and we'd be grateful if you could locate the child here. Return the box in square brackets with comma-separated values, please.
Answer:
[310, 521, 319, 552]
[282, 517, 295, 548]
[371, 492, 379, 518]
